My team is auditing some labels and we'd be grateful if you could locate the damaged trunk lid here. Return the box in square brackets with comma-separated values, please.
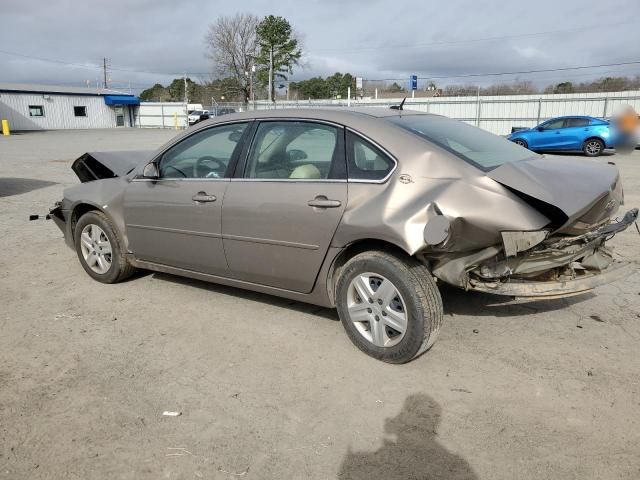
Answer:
[487, 156, 622, 232]
[72, 150, 154, 183]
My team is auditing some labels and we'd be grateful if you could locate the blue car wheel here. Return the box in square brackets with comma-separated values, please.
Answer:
[513, 138, 528, 149]
[583, 138, 604, 157]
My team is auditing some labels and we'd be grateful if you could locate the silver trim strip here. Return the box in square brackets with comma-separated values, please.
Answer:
[127, 224, 222, 238]
[224, 234, 319, 250]
[127, 224, 319, 250]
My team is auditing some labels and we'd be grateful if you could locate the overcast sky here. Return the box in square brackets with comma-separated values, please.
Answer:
[1, 0, 639, 93]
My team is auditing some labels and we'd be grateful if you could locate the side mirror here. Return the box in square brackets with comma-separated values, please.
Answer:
[537, 126, 544, 132]
[143, 162, 159, 178]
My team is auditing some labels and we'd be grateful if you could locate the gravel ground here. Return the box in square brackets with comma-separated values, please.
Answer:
[1, 129, 639, 480]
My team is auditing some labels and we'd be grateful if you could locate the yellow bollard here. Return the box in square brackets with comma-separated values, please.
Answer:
[173, 112, 178, 130]
[1, 119, 9, 136]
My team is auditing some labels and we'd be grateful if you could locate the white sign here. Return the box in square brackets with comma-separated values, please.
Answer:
[355, 77, 363, 89]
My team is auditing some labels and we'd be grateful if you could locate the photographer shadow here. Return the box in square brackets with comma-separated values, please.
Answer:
[339, 393, 477, 480]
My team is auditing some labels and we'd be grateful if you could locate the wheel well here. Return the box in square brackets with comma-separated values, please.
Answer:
[583, 136, 604, 146]
[70, 203, 101, 242]
[326, 239, 413, 305]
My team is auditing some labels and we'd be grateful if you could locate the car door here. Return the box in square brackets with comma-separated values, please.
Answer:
[123, 121, 251, 274]
[222, 120, 347, 293]
[563, 117, 591, 149]
[531, 118, 567, 149]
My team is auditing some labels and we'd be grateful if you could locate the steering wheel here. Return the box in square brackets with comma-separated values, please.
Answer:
[163, 165, 187, 178]
[195, 156, 226, 178]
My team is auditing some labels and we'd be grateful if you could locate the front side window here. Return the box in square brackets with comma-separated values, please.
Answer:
[244, 121, 343, 180]
[541, 119, 565, 130]
[347, 133, 395, 181]
[159, 122, 248, 179]
[387, 114, 538, 171]
[74, 106, 87, 117]
[29, 105, 44, 117]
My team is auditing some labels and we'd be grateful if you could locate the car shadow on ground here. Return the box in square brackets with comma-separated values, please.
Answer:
[439, 284, 593, 318]
[0, 177, 57, 197]
[338, 393, 478, 480]
[146, 271, 591, 323]
[544, 150, 616, 157]
[149, 272, 339, 321]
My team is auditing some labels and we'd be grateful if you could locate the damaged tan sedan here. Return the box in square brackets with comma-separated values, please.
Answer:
[49, 109, 638, 363]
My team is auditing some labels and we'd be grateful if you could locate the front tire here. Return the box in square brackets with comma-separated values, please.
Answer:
[583, 138, 604, 157]
[336, 251, 443, 363]
[513, 138, 528, 149]
[74, 210, 135, 283]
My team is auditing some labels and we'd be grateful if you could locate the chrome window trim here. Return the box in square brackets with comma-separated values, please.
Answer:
[229, 178, 347, 183]
[132, 177, 230, 183]
[345, 127, 398, 184]
[251, 117, 344, 129]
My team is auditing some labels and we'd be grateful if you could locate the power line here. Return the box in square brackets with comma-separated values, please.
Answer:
[310, 20, 636, 54]
[358, 60, 640, 82]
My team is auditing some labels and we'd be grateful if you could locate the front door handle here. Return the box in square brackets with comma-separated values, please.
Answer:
[308, 195, 342, 208]
[192, 191, 217, 203]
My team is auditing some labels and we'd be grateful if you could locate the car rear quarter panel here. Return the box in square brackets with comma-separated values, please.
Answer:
[332, 132, 550, 255]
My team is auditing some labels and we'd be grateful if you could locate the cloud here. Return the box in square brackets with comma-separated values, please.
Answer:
[0, 0, 638, 92]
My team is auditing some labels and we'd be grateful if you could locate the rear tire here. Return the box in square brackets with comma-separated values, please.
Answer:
[583, 138, 604, 157]
[335, 250, 443, 363]
[74, 210, 135, 283]
[513, 138, 528, 149]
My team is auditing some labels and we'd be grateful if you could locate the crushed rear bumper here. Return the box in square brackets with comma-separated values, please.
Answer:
[468, 260, 636, 299]
[433, 208, 638, 299]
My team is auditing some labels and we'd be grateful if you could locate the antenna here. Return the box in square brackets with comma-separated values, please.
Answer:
[389, 97, 407, 111]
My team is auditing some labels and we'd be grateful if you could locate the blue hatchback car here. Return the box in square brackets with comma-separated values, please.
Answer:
[508, 116, 615, 157]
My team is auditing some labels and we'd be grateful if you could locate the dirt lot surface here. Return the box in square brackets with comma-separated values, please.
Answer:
[1, 129, 639, 480]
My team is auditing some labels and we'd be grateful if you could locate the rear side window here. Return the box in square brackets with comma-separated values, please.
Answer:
[387, 115, 537, 171]
[347, 132, 395, 181]
[244, 121, 344, 180]
[565, 118, 590, 127]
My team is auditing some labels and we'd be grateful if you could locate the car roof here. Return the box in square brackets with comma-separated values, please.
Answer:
[546, 115, 600, 120]
[196, 107, 436, 128]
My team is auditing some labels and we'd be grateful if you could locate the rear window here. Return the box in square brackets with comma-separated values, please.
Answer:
[387, 115, 537, 171]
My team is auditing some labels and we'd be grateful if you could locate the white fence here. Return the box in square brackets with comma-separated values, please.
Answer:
[135, 91, 640, 135]
[135, 102, 188, 129]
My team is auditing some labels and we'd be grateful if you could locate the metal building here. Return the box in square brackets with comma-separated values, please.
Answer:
[0, 83, 140, 130]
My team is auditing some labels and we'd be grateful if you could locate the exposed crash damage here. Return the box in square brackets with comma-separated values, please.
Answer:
[45, 108, 639, 362]
[430, 208, 638, 298]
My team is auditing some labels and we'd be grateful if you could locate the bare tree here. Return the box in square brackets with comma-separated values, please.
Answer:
[204, 13, 259, 102]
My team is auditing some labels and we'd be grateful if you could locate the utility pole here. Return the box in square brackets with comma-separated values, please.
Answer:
[268, 46, 273, 102]
[183, 73, 188, 128]
[102, 58, 108, 89]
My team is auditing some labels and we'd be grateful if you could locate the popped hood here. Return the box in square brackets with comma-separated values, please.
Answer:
[72, 150, 154, 183]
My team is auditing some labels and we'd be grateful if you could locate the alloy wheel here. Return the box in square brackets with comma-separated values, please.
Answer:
[80, 224, 112, 274]
[346, 273, 408, 348]
[585, 140, 602, 155]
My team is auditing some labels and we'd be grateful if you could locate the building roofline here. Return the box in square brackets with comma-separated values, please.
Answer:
[0, 82, 134, 97]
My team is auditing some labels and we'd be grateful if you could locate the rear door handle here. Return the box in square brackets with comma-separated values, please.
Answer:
[192, 191, 217, 203]
[308, 195, 342, 208]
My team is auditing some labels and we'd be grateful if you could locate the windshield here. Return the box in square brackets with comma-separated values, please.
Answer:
[387, 115, 538, 171]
